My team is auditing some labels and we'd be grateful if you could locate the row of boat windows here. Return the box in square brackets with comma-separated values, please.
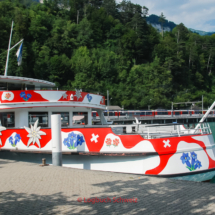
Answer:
[0, 83, 36, 90]
[0, 112, 89, 128]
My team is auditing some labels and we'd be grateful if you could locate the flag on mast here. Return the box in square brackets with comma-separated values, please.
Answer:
[16, 42, 23, 66]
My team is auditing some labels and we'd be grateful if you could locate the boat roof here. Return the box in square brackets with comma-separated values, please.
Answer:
[0, 75, 55, 87]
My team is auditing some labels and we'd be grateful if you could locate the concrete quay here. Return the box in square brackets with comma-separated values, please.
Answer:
[0, 158, 215, 215]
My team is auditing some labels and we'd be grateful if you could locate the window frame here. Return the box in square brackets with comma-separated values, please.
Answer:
[28, 112, 49, 128]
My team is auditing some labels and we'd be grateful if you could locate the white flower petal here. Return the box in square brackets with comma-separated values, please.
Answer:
[33, 137, 36, 144]
[38, 131, 46, 136]
[36, 126, 41, 132]
[34, 120, 39, 130]
[35, 138, 41, 148]
[25, 122, 45, 149]
[27, 137, 33, 147]
[0, 126, 6, 132]
[24, 126, 32, 133]
[36, 134, 41, 139]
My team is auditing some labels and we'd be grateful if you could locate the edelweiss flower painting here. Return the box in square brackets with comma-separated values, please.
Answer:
[24, 120, 46, 148]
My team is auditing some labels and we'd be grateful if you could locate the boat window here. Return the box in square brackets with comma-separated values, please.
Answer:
[8, 83, 23, 90]
[0, 112, 15, 127]
[73, 112, 88, 125]
[26, 85, 35, 90]
[157, 111, 168, 115]
[29, 112, 48, 127]
[103, 112, 115, 116]
[0, 82, 7, 90]
[174, 112, 180, 115]
[182, 111, 188, 114]
[146, 112, 153, 115]
[52, 112, 69, 127]
[120, 112, 126, 116]
[109, 112, 115, 116]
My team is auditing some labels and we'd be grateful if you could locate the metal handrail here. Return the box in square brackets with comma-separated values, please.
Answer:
[137, 123, 211, 139]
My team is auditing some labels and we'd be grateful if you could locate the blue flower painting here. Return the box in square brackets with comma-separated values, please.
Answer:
[63, 132, 85, 150]
[180, 152, 202, 171]
[87, 94, 92, 102]
[76, 135, 84, 146]
[20, 92, 32, 101]
[9, 134, 21, 147]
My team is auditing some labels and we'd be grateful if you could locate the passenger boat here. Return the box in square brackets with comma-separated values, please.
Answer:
[1, 75, 215, 181]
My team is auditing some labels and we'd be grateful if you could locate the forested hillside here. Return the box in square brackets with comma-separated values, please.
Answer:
[1, 0, 215, 109]
[147, 14, 176, 31]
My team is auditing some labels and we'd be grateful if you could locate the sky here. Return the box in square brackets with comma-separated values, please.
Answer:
[117, 0, 215, 32]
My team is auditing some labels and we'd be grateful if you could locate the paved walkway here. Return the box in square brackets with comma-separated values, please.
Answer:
[0, 158, 215, 215]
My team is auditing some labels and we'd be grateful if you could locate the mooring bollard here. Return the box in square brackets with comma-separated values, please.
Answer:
[51, 114, 62, 166]
[40, 158, 49, 167]
[42, 158, 46, 165]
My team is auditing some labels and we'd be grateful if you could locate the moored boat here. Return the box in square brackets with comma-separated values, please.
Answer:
[0, 76, 215, 181]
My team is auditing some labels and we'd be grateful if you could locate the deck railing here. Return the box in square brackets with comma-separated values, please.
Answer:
[142, 123, 212, 139]
[111, 122, 212, 139]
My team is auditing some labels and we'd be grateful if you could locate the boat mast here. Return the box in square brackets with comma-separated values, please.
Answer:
[4, 21, 14, 76]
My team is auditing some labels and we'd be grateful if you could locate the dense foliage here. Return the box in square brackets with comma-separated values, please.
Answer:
[1, 0, 215, 109]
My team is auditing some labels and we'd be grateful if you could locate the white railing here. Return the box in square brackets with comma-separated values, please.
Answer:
[124, 123, 212, 139]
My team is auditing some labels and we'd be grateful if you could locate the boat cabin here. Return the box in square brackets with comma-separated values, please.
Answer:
[0, 75, 107, 128]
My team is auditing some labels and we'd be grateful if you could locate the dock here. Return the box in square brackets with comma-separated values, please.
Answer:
[1, 158, 215, 214]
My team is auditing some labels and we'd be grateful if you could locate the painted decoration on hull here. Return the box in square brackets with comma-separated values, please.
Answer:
[61, 131, 89, 152]
[158, 142, 209, 175]
[9, 133, 21, 147]
[24, 120, 46, 149]
[105, 137, 120, 147]
[63, 131, 85, 150]
[0, 126, 215, 176]
[0, 90, 106, 106]
[2, 92, 14, 101]
[74, 89, 82, 100]
[87, 94, 92, 102]
[181, 152, 202, 171]
[20, 92, 32, 101]
[0, 129, 51, 149]
[0, 126, 6, 145]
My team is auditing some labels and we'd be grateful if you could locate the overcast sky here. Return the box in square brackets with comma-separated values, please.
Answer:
[117, 0, 215, 32]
